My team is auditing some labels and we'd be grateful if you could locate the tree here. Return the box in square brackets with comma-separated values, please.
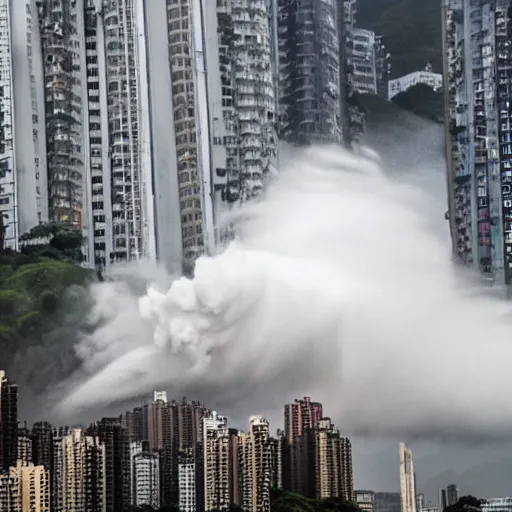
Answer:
[444, 496, 485, 512]
[271, 487, 361, 512]
[20, 222, 84, 263]
[392, 83, 444, 123]
[0, 223, 94, 391]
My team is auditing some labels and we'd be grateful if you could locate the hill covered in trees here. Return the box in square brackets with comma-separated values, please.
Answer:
[391, 83, 444, 123]
[356, 0, 442, 77]
[0, 224, 95, 393]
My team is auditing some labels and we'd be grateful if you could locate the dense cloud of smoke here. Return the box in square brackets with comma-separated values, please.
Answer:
[54, 145, 512, 439]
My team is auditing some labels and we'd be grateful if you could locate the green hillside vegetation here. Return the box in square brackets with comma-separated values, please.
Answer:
[356, 0, 442, 78]
[0, 224, 95, 373]
[391, 83, 444, 123]
[128, 489, 361, 512]
[271, 488, 362, 512]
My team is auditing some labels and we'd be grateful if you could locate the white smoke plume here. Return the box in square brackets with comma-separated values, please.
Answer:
[55, 145, 512, 439]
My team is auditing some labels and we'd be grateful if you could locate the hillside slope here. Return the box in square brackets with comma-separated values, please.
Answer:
[0, 228, 96, 400]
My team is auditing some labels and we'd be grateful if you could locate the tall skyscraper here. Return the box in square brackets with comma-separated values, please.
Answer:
[399, 442, 416, 512]
[59, 428, 106, 512]
[439, 488, 448, 512]
[314, 418, 344, 500]
[443, 0, 512, 286]
[140, 0, 278, 272]
[277, 0, 347, 145]
[31, 422, 53, 472]
[203, 411, 232, 511]
[447, 484, 459, 506]
[281, 397, 354, 501]
[51, 426, 69, 512]
[340, 435, 354, 501]
[124, 407, 143, 442]
[0, 371, 18, 472]
[39, 0, 91, 248]
[16, 425, 32, 465]
[282, 396, 322, 493]
[270, 430, 283, 489]
[238, 416, 274, 512]
[0, 0, 48, 251]
[86, 417, 130, 512]
[352, 29, 390, 97]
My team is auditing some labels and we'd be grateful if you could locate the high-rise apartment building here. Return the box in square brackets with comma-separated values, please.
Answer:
[130, 441, 160, 510]
[59, 428, 106, 512]
[238, 416, 274, 512]
[343, 0, 366, 144]
[203, 411, 231, 511]
[178, 457, 196, 512]
[313, 416, 353, 501]
[443, 0, 512, 286]
[399, 442, 416, 512]
[446, 484, 459, 506]
[0, 371, 18, 472]
[140, 0, 278, 272]
[352, 28, 390, 97]
[86, 417, 130, 512]
[16, 426, 32, 465]
[270, 430, 283, 489]
[142, 394, 169, 453]
[277, 0, 347, 145]
[0, 0, 48, 251]
[39, 0, 91, 247]
[340, 436, 354, 502]
[51, 426, 69, 512]
[0, 461, 50, 512]
[282, 396, 322, 494]
[439, 489, 448, 512]
[314, 418, 344, 500]
[0, 469, 18, 511]
[124, 407, 143, 442]
[31, 421, 53, 473]
[286, 405, 351, 499]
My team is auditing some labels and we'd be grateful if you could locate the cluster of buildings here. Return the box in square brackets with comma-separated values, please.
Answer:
[442, 0, 512, 289]
[0, 0, 389, 275]
[0, 372, 355, 511]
